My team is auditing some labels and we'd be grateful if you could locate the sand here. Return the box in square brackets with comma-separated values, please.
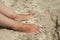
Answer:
[0, 0, 60, 40]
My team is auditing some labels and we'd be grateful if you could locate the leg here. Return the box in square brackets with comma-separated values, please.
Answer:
[0, 13, 38, 33]
[0, 3, 33, 21]
[0, 13, 17, 28]
[0, 3, 17, 19]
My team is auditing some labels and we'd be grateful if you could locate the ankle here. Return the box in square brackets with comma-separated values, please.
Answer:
[11, 22, 23, 30]
[12, 14, 18, 20]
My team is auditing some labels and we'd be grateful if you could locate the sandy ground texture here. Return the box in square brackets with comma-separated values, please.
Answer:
[0, 0, 60, 40]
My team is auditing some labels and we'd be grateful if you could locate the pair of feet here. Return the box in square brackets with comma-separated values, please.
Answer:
[0, 3, 38, 33]
[7, 13, 38, 33]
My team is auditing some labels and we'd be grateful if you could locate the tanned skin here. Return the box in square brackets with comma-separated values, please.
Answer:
[0, 3, 38, 33]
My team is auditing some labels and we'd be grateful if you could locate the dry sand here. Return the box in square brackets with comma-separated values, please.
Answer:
[0, 0, 60, 40]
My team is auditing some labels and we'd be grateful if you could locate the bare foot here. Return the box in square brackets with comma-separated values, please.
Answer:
[14, 13, 34, 21]
[12, 23, 38, 33]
